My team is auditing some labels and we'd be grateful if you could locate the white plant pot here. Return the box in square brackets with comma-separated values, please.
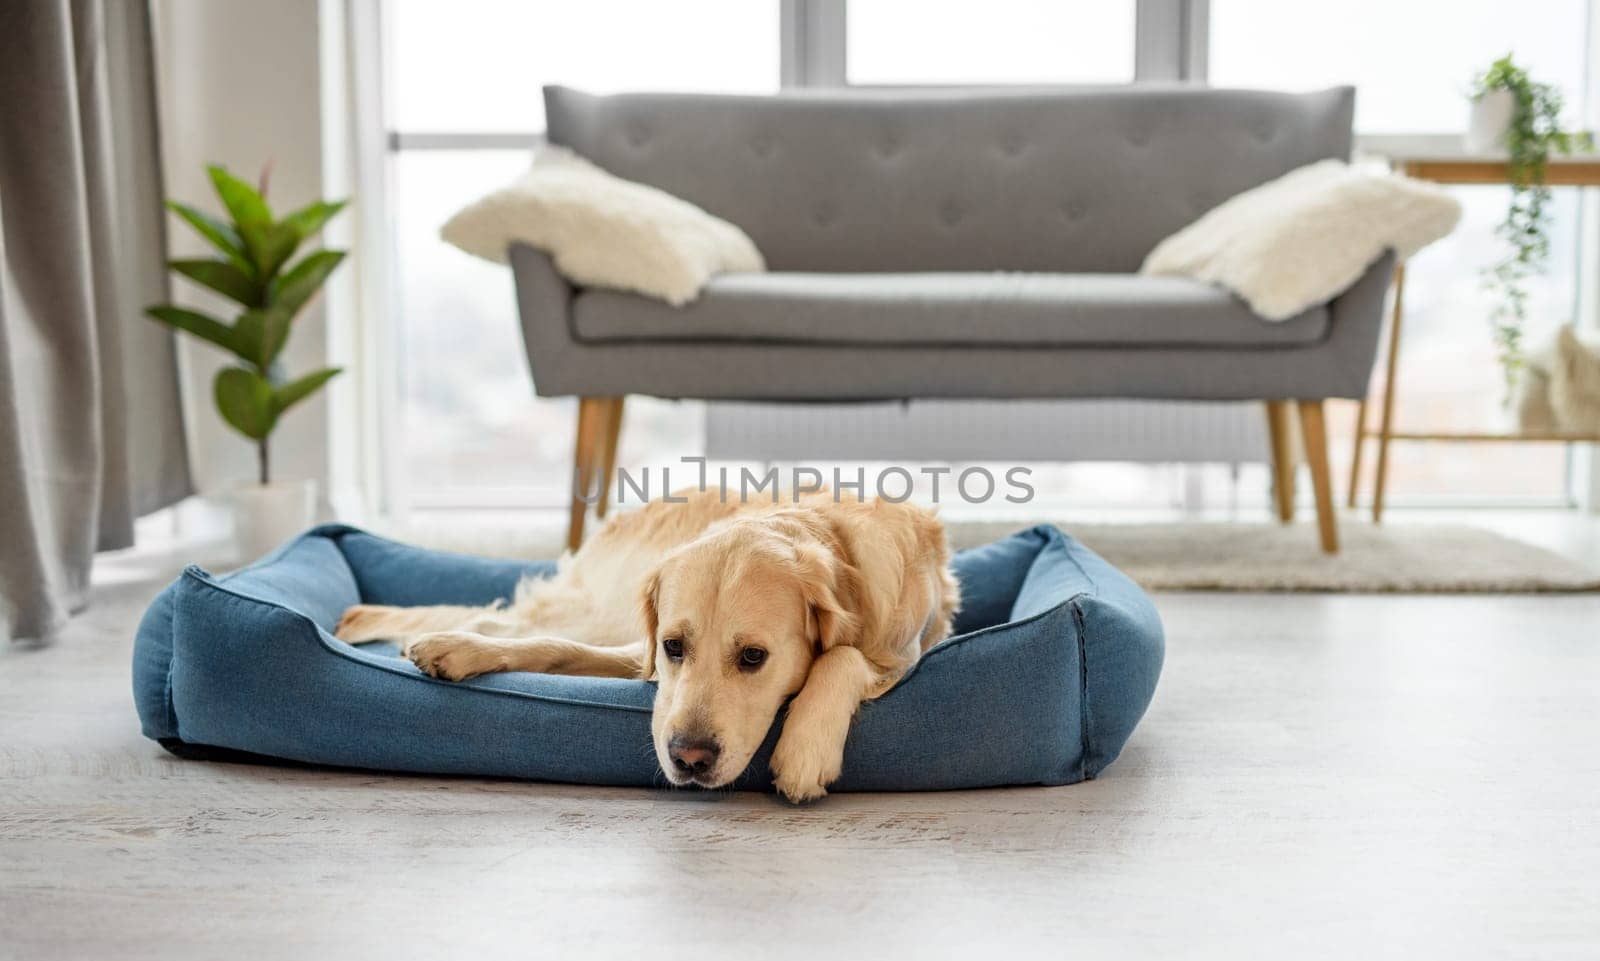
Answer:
[232, 479, 318, 562]
[1467, 90, 1516, 153]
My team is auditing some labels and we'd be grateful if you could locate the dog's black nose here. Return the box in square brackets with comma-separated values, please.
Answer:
[668, 735, 721, 776]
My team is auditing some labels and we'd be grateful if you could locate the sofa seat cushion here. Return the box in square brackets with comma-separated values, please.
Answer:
[572, 272, 1330, 349]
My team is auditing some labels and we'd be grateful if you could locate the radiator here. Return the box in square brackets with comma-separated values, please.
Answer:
[705, 399, 1270, 463]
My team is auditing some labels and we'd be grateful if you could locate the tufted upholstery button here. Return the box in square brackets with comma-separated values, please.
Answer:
[938, 200, 964, 226]
[625, 122, 651, 148]
[1126, 129, 1149, 147]
[999, 134, 1025, 157]
[1253, 120, 1276, 142]
[749, 134, 775, 158]
[1061, 200, 1087, 221]
[875, 138, 901, 160]
[812, 201, 836, 227]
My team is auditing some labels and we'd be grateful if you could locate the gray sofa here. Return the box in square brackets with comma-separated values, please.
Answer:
[513, 85, 1393, 553]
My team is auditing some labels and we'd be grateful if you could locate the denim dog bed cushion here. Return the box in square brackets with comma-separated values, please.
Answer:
[132, 524, 1163, 792]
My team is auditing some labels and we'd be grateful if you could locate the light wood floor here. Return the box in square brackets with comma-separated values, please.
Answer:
[3, 513, 1599, 960]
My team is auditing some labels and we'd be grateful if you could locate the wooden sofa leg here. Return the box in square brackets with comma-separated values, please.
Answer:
[595, 397, 625, 519]
[1264, 400, 1297, 523]
[1296, 399, 1339, 554]
[568, 397, 607, 552]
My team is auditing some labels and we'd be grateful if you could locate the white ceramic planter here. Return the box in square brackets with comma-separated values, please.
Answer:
[233, 479, 318, 562]
[1467, 89, 1516, 153]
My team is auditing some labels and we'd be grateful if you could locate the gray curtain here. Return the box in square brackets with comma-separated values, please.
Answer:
[0, 0, 192, 643]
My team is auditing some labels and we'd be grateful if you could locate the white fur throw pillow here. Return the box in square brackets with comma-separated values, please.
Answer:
[1547, 325, 1600, 431]
[441, 146, 765, 305]
[1141, 159, 1462, 321]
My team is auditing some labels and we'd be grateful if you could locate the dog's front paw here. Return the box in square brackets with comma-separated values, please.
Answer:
[404, 633, 501, 682]
[770, 733, 843, 804]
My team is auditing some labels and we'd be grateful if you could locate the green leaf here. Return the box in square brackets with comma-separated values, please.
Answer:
[166, 201, 254, 273]
[1468, 52, 1593, 399]
[232, 309, 292, 368]
[281, 199, 348, 239]
[214, 366, 276, 440]
[144, 305, 239, 355]
[271, 367, 342, 417]
[239, 220, 301, 281]
[207, 164, 272, 228]
[169, 258, 259, 307]
[269, 249, 345, 319]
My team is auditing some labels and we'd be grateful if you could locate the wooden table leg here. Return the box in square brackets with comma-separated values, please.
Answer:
[1347, 397, 1367, 508]
[1371, 263, 1407, 524]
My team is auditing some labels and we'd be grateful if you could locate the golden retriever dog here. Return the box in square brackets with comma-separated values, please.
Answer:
[335, 488, 958, 802]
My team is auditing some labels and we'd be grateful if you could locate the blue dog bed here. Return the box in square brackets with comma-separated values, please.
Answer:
[132, 524, 1163, 792]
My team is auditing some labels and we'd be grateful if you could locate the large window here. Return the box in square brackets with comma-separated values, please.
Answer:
[1210, 0, 1588, 134]
[1212, 0, 1594, 503]
[380, 0, 778, 508]
[366, 0, 1598, 516]
[387, 0, 779, 133]
[374, 0, 1153, 513]
[846, 0, 1136, 85]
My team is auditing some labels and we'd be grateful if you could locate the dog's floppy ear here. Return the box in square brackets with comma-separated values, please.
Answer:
[637, 565, 662, 681]
[793, 541, 863, 653]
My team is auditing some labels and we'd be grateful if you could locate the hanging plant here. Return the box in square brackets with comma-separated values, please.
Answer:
[1470, 54, 1591, 397]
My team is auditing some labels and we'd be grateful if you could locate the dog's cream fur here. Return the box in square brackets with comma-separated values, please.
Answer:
[335, 489, 958, 802]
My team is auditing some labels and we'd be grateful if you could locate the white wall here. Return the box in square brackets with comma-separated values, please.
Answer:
[153, 0, 332, 495]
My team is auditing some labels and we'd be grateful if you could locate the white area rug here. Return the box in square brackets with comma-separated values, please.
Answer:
[947, 521, 1600, 593]
[384, 518, 1600, 594]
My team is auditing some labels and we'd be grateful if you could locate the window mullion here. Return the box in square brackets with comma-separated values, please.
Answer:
[782, 0, 846, 88]
[1136, 0, 1207, 83]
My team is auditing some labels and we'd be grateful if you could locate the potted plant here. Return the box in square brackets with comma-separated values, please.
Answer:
[147, 165, 347, 559]
[1468, 55, 1592, 397]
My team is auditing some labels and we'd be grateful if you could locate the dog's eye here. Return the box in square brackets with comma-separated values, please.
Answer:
[738, 647, 767, 670]
[662, 637, 685, 660]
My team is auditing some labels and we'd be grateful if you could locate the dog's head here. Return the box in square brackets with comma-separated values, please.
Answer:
[639, 512, 861, 789]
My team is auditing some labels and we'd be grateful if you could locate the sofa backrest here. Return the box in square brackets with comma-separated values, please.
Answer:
[544, 85, 1354, 274]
